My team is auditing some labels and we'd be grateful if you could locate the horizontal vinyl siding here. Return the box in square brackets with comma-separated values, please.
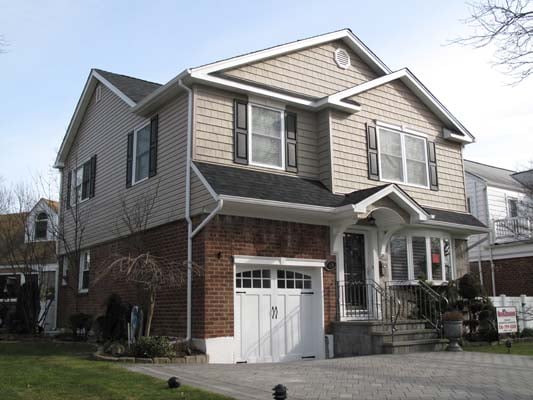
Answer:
[190, 173, 216, 216]
[332, 79, 467, 212]
[193, 85, 319, 179]
[487, 186, 524, 220]
[222, 40, 378, 98]
[465, 174, 488, 259]
[61, 85, 188, 250]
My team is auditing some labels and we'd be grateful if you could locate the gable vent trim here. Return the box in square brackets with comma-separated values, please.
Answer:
[334, 48, 351, 69]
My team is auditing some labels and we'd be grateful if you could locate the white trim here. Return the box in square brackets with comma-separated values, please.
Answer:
[92, 70, 136, 107]
[131, 121, 151, 185]
[248, 103, 285, 170]
[233, 255, 326, 268]
[418, 219, 489, 233]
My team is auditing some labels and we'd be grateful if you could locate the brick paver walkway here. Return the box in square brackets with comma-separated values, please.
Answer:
[126, 352, 533, 400]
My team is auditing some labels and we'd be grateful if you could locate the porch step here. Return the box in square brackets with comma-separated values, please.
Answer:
[381, 338, 448, 355]
[372, 320, 428, 332]
[371, 329, 438, 342]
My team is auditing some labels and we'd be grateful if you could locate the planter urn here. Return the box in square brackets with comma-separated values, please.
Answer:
[443, 320, 463, 352]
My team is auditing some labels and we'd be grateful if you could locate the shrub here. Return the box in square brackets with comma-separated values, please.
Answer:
[132, 336, 175, 358]
[520, 328, 533, 338]
[458, 274, 481, 299]
[100, 294, 129, 342]
[69, 313, 93, 339]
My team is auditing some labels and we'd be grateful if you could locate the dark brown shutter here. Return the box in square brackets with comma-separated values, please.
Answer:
[234, 100, 248, 165]
[88, 155, 97, 198]
[149, 115, 158, 177]
[66, 170, 72, 209]
[366, 123, 379, 181]
[427, 141, 439, 191]
[126, 131, 134, 188]
[285, 112, 297, 173]
[81, 160, 91, 200]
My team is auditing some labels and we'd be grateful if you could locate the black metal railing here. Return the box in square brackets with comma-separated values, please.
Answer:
[493, 217, 533, 242]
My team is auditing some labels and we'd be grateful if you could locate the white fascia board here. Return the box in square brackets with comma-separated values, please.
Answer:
[54, 70, 137, 168]
[351, 185, 429, 221]
[418, 220, 489, 233]
[328, 68, 475, 143]
[233, 255, 326, 268]
[218, 194, 339, 213]
[191, 29, 391, 76]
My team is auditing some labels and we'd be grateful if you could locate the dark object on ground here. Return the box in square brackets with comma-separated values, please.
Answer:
[506, 339, 513, 353]
[168, 376, 180, 389]
[69, 313, 93, 339]
[272, 384, 287, 400]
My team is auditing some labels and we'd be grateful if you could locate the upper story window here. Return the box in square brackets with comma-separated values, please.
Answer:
[250, 104, 284, 169]
[126, 115, 158, 188]
[67, 155, 97, 208]
[378, 126, 429, 188]
[78, 250, 90, 293]
[134, 123, 151, 183]
[507, 198, 518, 218]
[34, 212, 48, 240]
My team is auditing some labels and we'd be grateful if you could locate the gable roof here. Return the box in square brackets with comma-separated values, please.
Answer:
[54, 69, 162, 168]
[194, 161, 485, 229]
[464, 160, 523, 191]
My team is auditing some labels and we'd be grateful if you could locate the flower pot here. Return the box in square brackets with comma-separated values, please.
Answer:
[443, 320, 463, 352]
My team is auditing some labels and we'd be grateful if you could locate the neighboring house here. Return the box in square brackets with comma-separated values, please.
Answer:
[54, 29, 486, 363]
[465, 160, 533, 296]
[0, 199, 59, 332]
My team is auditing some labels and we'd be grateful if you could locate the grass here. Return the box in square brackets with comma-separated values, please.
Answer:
[464, 341, 533, 356]
[0, 340, 233, 400]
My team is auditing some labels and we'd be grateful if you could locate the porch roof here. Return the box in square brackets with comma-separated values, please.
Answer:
[194, 161, 486, 229]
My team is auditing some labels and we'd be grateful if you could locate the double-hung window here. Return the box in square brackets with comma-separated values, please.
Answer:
[133, 123, 151, 183]
[378, 126, 429, 188]
[249, 104, 284, 169]
[34, 212, 48, 240]
[68, 156, 96, 207]
[78, 250, 90, 293]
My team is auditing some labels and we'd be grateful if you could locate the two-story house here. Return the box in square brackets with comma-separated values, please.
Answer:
[0, 198, 59, 332]
[54, 29, 486, 363]
[465, 160, 533, 296]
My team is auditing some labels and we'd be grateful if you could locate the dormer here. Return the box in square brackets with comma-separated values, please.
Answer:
[25, 199, 59, 243]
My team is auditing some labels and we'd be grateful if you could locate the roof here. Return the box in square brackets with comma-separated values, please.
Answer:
[93, 69, 162, 103]
[464, 160, 523, 191]
[194, 162, 485, 229]
[512, 169, 533, 190]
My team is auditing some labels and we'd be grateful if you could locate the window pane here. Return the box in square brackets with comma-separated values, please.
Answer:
[251, 106, 282, 138]
[406, 160, 428, 186]
[443, 239, 452, 281]
[135, 126, 150, 181]
[380, 129, 402, 156]
[412, 237, 427, 280]
[252, 135, 282, 167]
[431, 238, 442, 280]
[390, 236, 408, 280]
[405, 136, 428, 186]
[381, 154, 403, 181]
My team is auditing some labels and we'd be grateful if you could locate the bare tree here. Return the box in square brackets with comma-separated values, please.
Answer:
[95, 186, 201, 337]
[453, 0, 533, 83]
[0, 35, 7, 54]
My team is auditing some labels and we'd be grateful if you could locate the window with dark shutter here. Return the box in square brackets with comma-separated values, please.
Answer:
[66, 170, 72, 209]
[366, 124, 379, 180]
[126, 131, 134, 187]
[81, 160, 91, 200]
[88, 155, 97, 198]
[427, 141, 439, 191]
[149, 115, 158, 177]
[285, 112, 297, 172]
[234, 100, 248, 165]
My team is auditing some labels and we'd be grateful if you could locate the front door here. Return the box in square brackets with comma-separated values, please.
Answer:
[234, 266, 320, 363]
[343, 233, 367, 315]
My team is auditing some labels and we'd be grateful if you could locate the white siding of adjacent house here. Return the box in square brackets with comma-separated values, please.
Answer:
[487, 186, 524, 220]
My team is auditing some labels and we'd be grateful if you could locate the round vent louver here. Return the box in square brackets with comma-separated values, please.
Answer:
[334, 48, 351, 69]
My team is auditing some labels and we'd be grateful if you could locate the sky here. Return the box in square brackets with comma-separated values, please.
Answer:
[1, 0, 532, 194]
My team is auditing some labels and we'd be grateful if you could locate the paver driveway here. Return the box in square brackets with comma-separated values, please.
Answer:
[126, 352, 533, 400]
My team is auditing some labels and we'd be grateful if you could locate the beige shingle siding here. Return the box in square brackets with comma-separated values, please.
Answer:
[222, 40, 378, 98]
[193, 85, 320, 180]
[61, 86, 189, 250]
[332, 79, 467, 212]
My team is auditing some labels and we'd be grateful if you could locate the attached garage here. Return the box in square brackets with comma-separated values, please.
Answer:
[233, 256, 325, 363]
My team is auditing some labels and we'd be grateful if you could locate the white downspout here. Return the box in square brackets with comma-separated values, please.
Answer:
[178, 77, 193, 343]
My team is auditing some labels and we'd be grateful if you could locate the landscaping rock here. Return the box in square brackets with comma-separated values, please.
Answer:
[135, 357, 154, 364]
[107, 342, 126, 357]
[152, 357, 171, 364]
[171, 357, 186, 364]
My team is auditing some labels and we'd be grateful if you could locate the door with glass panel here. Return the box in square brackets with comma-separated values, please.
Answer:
[343, 233, 367, 316]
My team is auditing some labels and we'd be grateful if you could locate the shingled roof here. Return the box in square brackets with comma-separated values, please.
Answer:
[94, 69, 162, 103]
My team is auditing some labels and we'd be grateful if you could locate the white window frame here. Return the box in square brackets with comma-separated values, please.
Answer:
[248, 103, 286, 170]
[376, 123, 430, 189]
[33, 212, 49, 241]
[78, 250, 90, 293]
[71, 158, 92, 205]
[132, 121, 151, 186]
[389, 230, 454, 284]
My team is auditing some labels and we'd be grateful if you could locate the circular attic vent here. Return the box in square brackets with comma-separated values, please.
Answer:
[334, 48, 351, 69]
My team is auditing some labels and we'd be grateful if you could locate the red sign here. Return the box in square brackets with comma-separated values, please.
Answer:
[432, 253, 441, 264]
[496, 307, 518, 333]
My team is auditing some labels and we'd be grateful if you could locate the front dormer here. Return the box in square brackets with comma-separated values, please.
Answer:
[25, 198, 58, 243]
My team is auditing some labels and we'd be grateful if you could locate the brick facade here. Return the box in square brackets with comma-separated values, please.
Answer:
[57, 215, 334, 338]
[469, 256, 533, 296]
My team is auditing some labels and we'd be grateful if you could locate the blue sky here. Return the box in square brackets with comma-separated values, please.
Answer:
[1, 0, 532, 192]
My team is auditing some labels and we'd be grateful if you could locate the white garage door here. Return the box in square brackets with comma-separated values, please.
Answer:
[234, 266, 322, 363]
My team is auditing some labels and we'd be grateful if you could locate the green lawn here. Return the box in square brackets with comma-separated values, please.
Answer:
[464, 341, 533, 356]
[0, 341, 233, 400]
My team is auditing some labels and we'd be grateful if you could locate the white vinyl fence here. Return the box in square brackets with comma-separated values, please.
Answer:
[490, 295, 533, 332]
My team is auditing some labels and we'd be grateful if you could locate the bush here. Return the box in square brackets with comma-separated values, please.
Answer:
[100, 294, 129, 342]
[132, 336, 175, 358]
[520, 328, 533, 338]
[458, 274, 481, 299]
[69, 313, 93, 339]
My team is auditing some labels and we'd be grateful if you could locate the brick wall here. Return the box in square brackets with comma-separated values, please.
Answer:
[469, 256, 533, 296]
[201, 215, 333, 338]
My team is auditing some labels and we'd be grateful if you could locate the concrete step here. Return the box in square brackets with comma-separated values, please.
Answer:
[371, 329, 438, 342]
[372, 320, 428, 332]
[382, 338, 448, 355]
